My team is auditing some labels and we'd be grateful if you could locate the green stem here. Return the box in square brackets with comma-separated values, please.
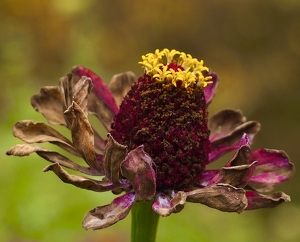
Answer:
[131, 201, 160, 242]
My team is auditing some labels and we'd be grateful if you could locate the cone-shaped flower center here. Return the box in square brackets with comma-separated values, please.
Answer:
[110, 49, 212, 190]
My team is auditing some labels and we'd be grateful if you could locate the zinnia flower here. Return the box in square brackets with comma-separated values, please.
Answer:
[7, 49, 294, 231]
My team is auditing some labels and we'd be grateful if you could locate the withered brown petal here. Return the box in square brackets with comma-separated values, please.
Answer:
[121, 145, 156, 201]
[82, 192, 136, 230]
[245, 191, 291, 210]
[6, 144, 102, 175]
[209, 109, 246, 142]
[87, 92, 115, 131]
[31, 86, 66, 125]
[93, 128, 106, 155]
[72, 76, 94, 116]
[103, 134, 127, 186]
[43, 163, 115, 192]
[12, 120, 79, 156]
[186, 184, 247, 213]
[64, 101, 102, 172]
[6, 144, 47, 156]
[152, 192, 186, 216]
[108, 71, 136, 106]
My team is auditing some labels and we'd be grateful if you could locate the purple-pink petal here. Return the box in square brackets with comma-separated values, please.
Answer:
[72, 66, 119, 116]
[82, 192, 136, 230]
[248, 148, 295, 192]
[204, 72, 219, 104]
[121, 145, 156, 201]
[245, 190, 290, 210]
[152, 192, 186, 216]
[209, 133, 250, 163]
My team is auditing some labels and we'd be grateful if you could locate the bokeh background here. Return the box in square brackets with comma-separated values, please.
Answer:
[1, 0, 300, 241]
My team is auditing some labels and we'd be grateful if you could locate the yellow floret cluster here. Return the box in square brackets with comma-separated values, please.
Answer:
[138, 48, 212, 88]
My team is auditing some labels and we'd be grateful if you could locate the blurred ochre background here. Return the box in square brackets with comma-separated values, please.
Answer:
[1, 0, 300, 241]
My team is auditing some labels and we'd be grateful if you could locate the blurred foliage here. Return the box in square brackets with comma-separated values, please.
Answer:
[1, 0, 300, 241]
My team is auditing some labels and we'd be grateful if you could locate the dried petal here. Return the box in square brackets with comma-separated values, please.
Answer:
[103, 134, 127, 185]
[186, 184, 247, 213]
[209, 109, 246, 142]
[12, 120, 79, 156]
[72, 66, 119, 131]
[82, 192, 136, 230]
[204, 72, 219, 105]
[209, 122, 260, 162]
[30, 86, 66, 125]
[72, 76, 94, 115]
[152, 192, 186, 216]
[245, 191, 291, 210]
[43, 163, 116, 192]
[6, 144, 47, 156]
[248, 148, 295, 193]
[121, 145, 156, 201]
[64, 101, 102, 172]
[108, 71, 136, 106]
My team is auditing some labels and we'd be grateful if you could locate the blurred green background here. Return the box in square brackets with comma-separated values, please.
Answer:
[1, 0, 300, 241]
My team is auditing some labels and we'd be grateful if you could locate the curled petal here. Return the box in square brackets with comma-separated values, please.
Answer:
[121, 145, 156, 201]
[186, 184, 247, 213]
[64, 101, 102, 172]
[249, 148, 295, 193]
[209, 109, 246, 142]
[72, 66, 119, 131]
[12, 120, 79, 156]
[204, 72, 219, 105]
[103, 134, 127, 185]
[43, 163, 116, 192]
[152, 192, 186, 216]
[6, 143, 47, 156]
[196, 170, 219, 187]
[30, 86, 66, 126]
[109, 71, 137, 106]
[72, 76, 94, 115]
[82, 192, 136, 230]
[209, 122, 259, 162]
[245, 191, 291, 210]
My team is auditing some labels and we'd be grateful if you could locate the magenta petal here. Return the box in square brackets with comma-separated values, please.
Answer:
[204, 72, 219, 104]
[121, 145, 156, 201]
[245, 191, 290, 210]
[82, 192, 136, 230]
[196, 170, 219, 187]
[209, 133, 250, 163]
[72, 66, 119, 116]
[152, 192, 186, 216]
[248, 148, 295, 192]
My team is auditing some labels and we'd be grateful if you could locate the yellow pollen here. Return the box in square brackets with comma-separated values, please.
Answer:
[138, 48, 212, 88]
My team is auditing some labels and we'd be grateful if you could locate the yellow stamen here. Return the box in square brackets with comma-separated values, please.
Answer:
[138, 48, 212, 88]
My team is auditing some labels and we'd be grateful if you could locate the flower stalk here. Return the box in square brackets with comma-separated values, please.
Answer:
[131, 202, 160, 242]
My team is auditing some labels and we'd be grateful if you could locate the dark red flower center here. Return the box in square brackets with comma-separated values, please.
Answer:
[110, 70, 210, 190]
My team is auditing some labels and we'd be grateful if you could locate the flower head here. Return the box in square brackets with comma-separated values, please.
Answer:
[7, 49, 295, 230]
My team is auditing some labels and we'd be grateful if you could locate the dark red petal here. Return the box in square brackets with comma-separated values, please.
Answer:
[152, 191, 186, 216]
[72, 66, 119, 115]
[245, 191, 290, 210]
[121, 145, 156, 201]
[82, 192, 136, 230]
[248, 148, 295, 192]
